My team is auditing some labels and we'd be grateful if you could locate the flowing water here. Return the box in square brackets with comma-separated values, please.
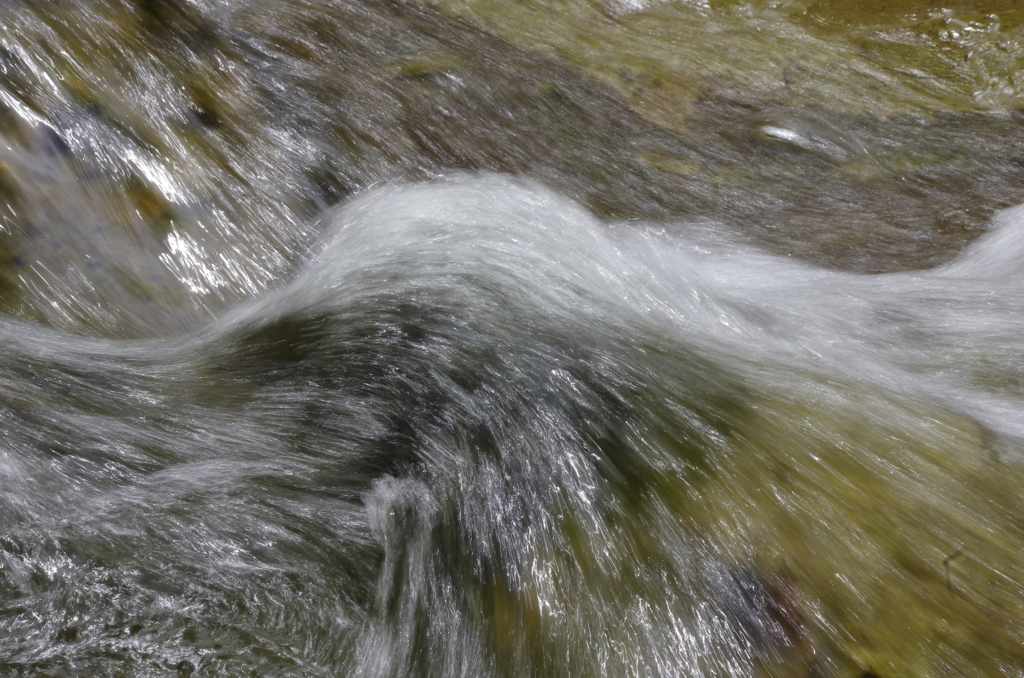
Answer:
[3, 1, 1024, 677]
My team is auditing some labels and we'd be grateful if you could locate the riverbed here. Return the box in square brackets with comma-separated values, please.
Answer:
[1, 2, 1024, 676]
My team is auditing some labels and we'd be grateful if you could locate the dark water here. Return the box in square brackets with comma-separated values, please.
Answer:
[2, 2, 1024, 677]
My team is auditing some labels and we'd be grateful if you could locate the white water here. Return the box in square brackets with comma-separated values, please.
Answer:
[295, 174, 1024, 442]
[3, 174, 1023, 676]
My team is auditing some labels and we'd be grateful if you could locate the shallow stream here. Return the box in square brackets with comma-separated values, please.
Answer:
[2, 2, 1024, 677]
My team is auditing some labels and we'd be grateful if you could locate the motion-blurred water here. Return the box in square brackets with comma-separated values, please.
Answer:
[2, 2, 1024, 677]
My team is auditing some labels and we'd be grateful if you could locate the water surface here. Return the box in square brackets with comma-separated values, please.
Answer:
[2, 2, 1024, 677]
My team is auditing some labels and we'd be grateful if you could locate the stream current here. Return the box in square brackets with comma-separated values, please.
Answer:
[2, 1, 1024, 677]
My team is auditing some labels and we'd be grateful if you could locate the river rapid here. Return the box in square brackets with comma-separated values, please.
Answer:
[2, 2, 1024, 677]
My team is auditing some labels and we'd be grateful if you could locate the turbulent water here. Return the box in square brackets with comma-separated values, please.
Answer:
[3, 1, 1024, 677]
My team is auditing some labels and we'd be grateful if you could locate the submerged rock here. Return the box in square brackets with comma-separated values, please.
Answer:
[4, 0, 1024, 334]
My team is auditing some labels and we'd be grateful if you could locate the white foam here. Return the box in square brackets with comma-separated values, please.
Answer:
[275, 174, 1024, 442]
